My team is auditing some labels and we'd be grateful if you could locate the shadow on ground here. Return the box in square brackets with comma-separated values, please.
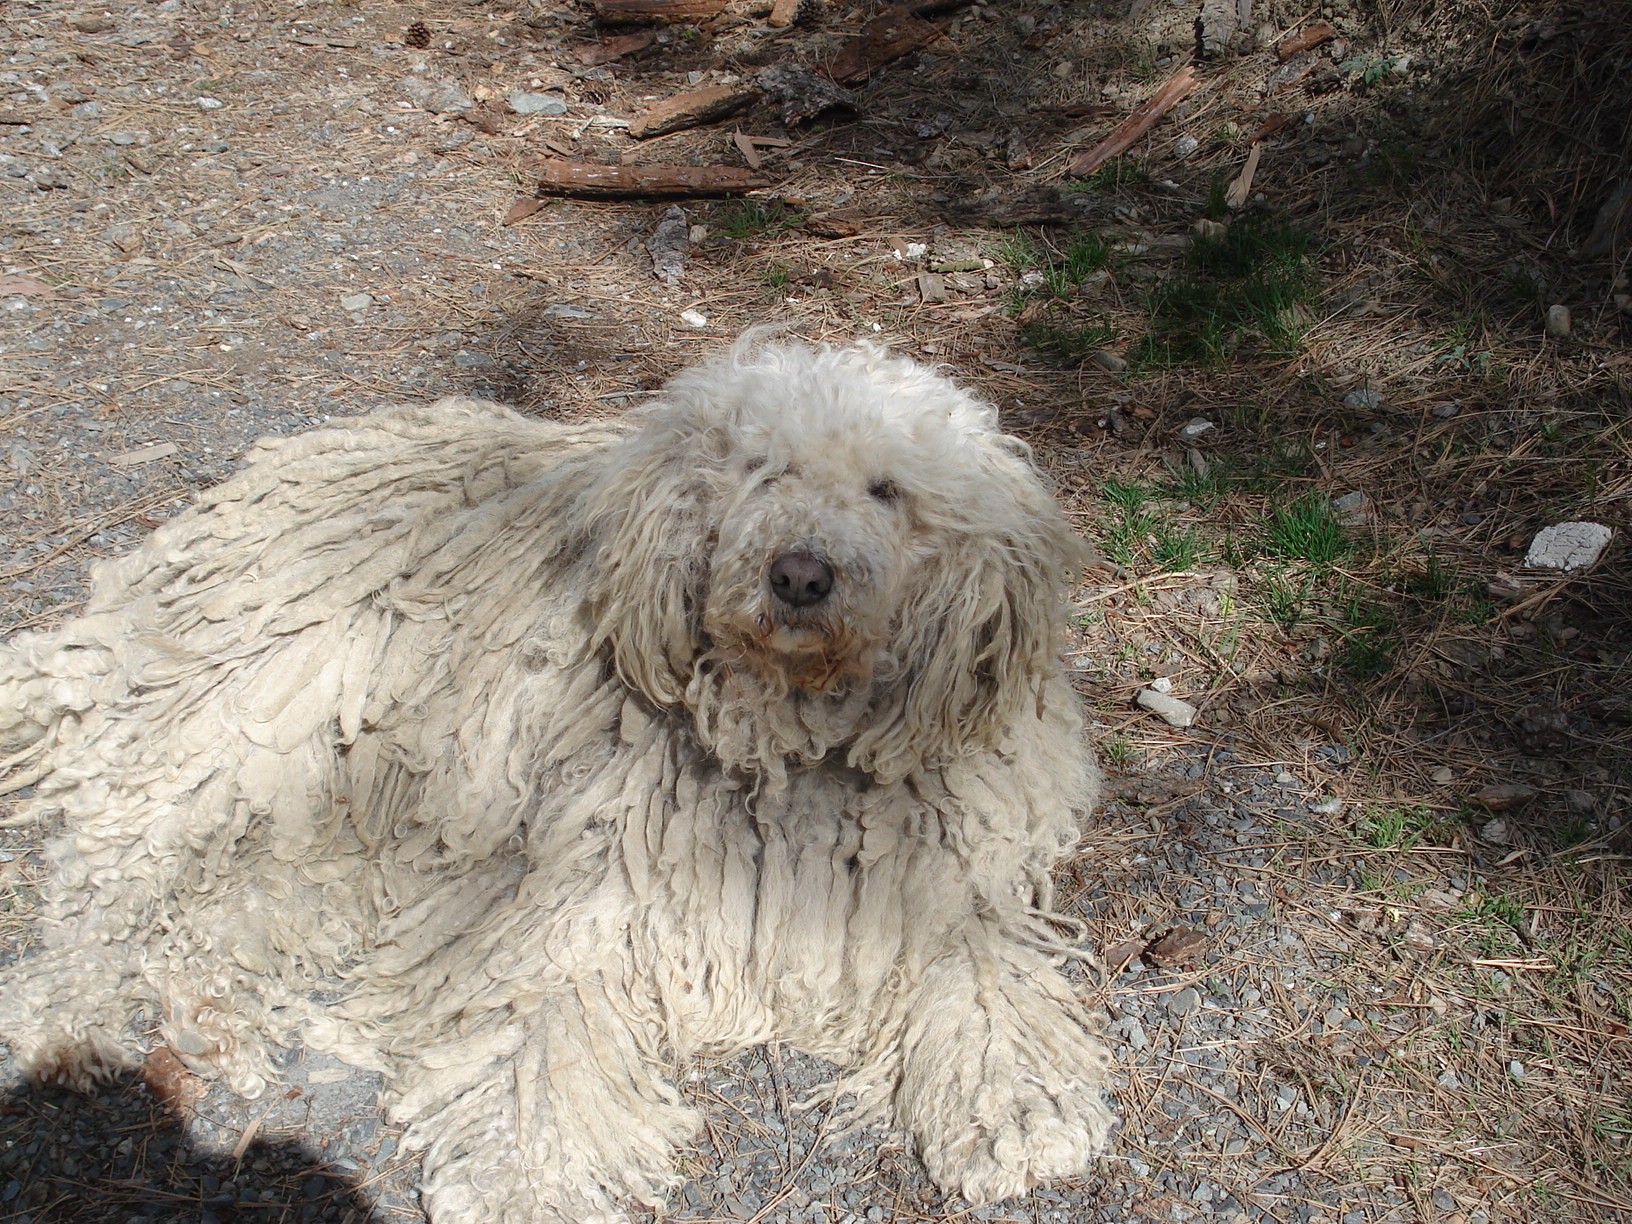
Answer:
[0, 1071, 375, 1224]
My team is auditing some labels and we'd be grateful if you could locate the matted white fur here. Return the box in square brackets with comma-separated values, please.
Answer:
[0, 337, 1112, 1222]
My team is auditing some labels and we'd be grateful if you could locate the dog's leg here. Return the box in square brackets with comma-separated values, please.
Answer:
[892, 930, 1113, 1205]
[390, 984, 697, 1224]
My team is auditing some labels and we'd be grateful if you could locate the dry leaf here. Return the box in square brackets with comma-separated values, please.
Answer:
[1146, 926, 1208, 967]
[1101, 938, 1146, 972]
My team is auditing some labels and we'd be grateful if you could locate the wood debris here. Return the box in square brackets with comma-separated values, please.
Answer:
[1224, 142, 1261, 209]
[1146, 926, 1208, 968]
[767, 0, 802, 27]
[590, 0, 727, 22]
[577, 30, 657, 65]
[534, 158, 770, 199]
[1275, 22, 1338, 60]
[630, 84, 758, 139]
[826, 6, 945, 83]
[1063, 64, 1198, 177]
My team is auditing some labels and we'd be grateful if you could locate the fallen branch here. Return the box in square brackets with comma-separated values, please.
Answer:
[630, 85, 758, 139]
[535, 158, 770, 199]
[1063, 64, 1198, 177]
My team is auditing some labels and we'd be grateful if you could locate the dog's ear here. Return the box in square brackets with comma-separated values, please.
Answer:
[574, 417, 717, 707]
[848, 453, 1086, 783]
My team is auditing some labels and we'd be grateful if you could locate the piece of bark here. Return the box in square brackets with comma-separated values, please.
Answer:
[1224, 141, 1261, 209]
[1064, 64, 1198, 177]
[591, 0, 727, 22]
[1195, 0, 1238, 57]
[504, 198, 548, 225]
[826, 7, 944, 83]
[578, 30, 657, 65]
[767, 0, 802, 26]
[917, 272, 947, 303]
[1275, 22, 1337, 60]
[1146, 926, 1208, 968]
[755, 63, 856, 125]
[1248, 111, 1289, 143]
[630, 85, 758, 139]
[1265, 50, 1317, 93]
[535, 158, 770, 199]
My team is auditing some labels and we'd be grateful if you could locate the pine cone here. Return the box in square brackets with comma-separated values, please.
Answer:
[404, 21, 431, 49]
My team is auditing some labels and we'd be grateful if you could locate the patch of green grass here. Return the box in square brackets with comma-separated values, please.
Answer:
[1336, 592, 1399, 679]
[1102, 736, 1137, 769]
[1063, 157, 1148, 195]
[1259, 492, 1352, 568]
[713, 199, 803, 239]
[1340, 52, 1403, 86]
[1134, 215, 1321, 368]
[761, 263, 792, 292]
[1259, 568, 1314, 632]
[1019, 317, 1119, 363]
[1356, 804, 1439, 850]
[1150, 523, 1207, 570]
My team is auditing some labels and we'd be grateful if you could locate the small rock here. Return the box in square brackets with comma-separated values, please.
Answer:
[452, 349, 494, 369]
[1343, 387, 1382, 410]
[1431, 766, 1454, 784]
[679, 308, 709, 328]
[1173, 134, 1199, 158]
[1136, 688, 1198, 728]
[1432, 1189, 1457, 1211]
[1308, 796, 1342, 815]
[1148, 676, 1173, 694]
[1192, 218, 1227, 242]
[1091, 350, 1127, 372]
[1178, 416, 1215, 439]
[1544, 304, 1570, 338]
[196, 96, 225, 110]
[508, 89, 568, 116]
[402, 77, 474, 115]
[1480, 819, 1509, 845]
[71, 100, 104, 119]
[1331, 490, 1368, 521]
[1507, 1060, 1525, 1079]
[1430, 402, 1459, 418]
[1166, 986, 1201, 1016]
[1564, 789, 1596, 814]
[340, 292, 374, 313]
[542, 303, 598, 319]
[1524, 521, 1611, 571]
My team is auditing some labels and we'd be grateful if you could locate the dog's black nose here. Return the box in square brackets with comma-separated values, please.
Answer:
[768, 551, 834, 608]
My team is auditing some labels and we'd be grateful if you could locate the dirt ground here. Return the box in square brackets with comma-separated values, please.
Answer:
[1, 0, 1629, 1222]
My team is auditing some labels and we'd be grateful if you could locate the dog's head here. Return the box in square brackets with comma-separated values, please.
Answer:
[575, 336, 1085, 782]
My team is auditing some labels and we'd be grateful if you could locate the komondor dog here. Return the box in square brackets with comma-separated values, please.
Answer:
[0, 336, 1112, 1222]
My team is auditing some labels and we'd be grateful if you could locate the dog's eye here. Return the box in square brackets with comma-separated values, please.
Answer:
[868, 478, 902, 503]
[745, 457, 766, 473]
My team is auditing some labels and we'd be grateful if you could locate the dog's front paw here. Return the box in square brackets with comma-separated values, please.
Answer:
[894, 951, 1113, 1205]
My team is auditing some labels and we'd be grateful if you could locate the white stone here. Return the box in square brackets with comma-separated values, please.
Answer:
[1544, 304, 1570, 338]
[1178, 417, 1214, 439]
[1136, 688, 1197, 727]
[678, 308, 709, 328]
[1148, 676, 1173, 693]
[1524, 521, 1611, 571]
[340, 292, 373, 313]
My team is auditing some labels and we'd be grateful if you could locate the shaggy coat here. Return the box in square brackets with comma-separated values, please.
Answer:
[0, 339, 1112, 1223]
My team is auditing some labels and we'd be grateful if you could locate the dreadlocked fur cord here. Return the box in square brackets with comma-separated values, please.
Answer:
[0, 336, 1114, 1223]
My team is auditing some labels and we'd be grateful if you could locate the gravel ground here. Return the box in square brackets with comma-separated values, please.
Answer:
[2, 2, 1626, 1223]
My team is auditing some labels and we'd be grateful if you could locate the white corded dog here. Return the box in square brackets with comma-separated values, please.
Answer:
[0, 336, 1112, 1223]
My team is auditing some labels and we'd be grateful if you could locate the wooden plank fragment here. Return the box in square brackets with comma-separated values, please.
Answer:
[768, 0, 802, 27]
[826, 7, 943, 83]
[535, 159, 770, 199]
[591, 0, 727, 23]
[1275, 22, 1337, 61]
[629, 85, 758, 139]
[1063, 64, 1198, 177]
